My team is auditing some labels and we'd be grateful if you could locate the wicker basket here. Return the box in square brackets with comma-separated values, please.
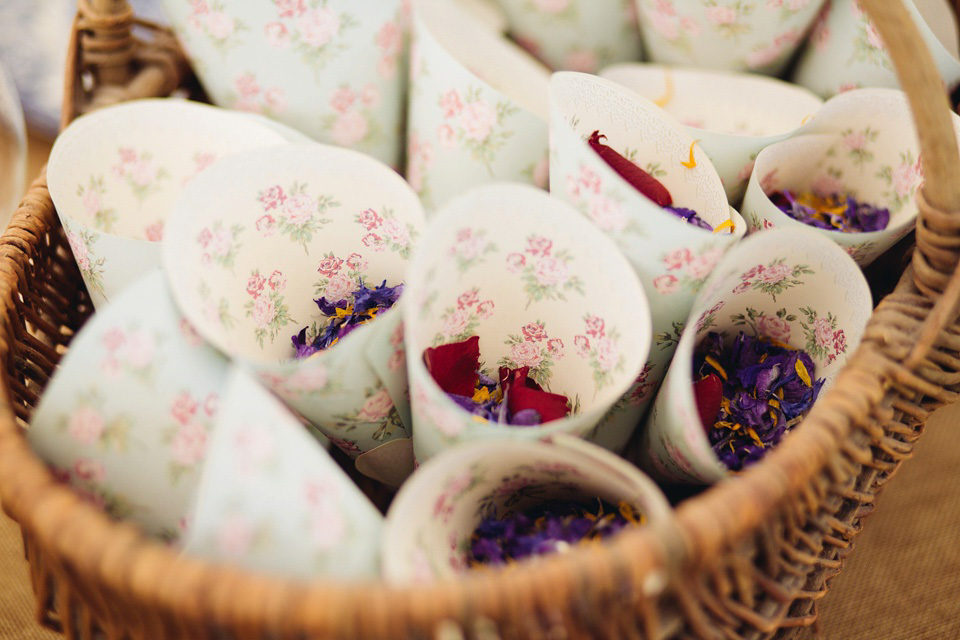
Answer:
[2, 0, 960, 637]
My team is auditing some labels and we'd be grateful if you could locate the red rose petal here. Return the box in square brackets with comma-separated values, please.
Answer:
[424, 336, 480, 397]
[588, 131, 673, 207]
[500, 366, 569, 423]
[693, 373, 723, 431]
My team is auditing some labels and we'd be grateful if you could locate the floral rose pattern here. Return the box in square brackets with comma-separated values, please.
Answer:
[354, 207, 416, 259]
[328, 383, 404, 444]
[255, 181, 336, 251]
[448, 227, 497, 273]
[432, 467, 483, 526]
[303, 477, 348, 552]
[58, 390, 133, 454]
[564, 164, 633, 234]
[162, 391, 218, 483]
[66, 227, 108, 302]
[730, 306, 796, 342]
[507, 235, 585, 309]
[321, 83, 383, 148]
[800, 306, 846, 363]
[263, 0, 358, 75]
[436, 86, 519, 174]
[849, 0, 889, 69]
[877, 150, 921, 214]
[431, 288, 495, 345]
[185, 0, 248, 53]
[572, 314, 623, 394]
[198, 220, 244, 270]
[76, 176, 117, 232]
[654, 245, 725, 296]
[229, 72, 287, 116]
[51, 462, 137, 521]
[313, 251, 366, 299]
[406, 131, 436, 208]
[111, 147, 170, 203]
[498, 320, 565, 388]
[732, 258, 814, 301]
[99, 326, 162, 382]
[244, 269, 295, 347]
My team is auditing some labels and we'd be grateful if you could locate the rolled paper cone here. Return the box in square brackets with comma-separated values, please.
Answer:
[182, 366, 383, 579]
[160, 0, 409, 166]
[638, 228, 871, 485]
[792, 0, 960, 98]
[493, 0, 644, 73]
[634, 0, 827, 75]
[742, 89, 960, 266]
[404, 183, 651, 462]
[28, 270, 230, 541]
[600, 63, 823, 205]
[382, 434, 671, 583]
[549, 71, 740, 427]
[46, 99, 290, 309]
[162, 144, 424, 478]
[407, 0, 551, 212]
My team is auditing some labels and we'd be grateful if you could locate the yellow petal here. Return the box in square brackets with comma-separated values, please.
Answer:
[795, 359, 812, 387]
[681, 141, 698, 169]
[713, 219, 735, 234]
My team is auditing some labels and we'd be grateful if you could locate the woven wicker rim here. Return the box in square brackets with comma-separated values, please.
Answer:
[0, 0, 959, 636]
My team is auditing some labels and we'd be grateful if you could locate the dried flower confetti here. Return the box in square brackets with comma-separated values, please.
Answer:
[469, 498, 644, 566]
[291, 279, 403, 358]
[423, 337, 570, 426]
[693, 331, 824, 471]
[770, 190, 890, 233]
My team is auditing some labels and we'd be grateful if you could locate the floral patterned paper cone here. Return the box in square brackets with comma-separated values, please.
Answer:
[162, 144, 424, 475]
[160, 0, 409, 167]
[637, 228, 871, 485]
[600, 63, 823, 204]
[407, 0, 551, 212]
[634, 0, 828, 75]
[494, 0, 643, 73]
[28, 270, 230, 541]
[741, 89, 960, 266]
[382, 434, 670, 583]
[549, 71, 741, 431]
[183, 366, 383, 579]
[47, 99, 290, 309]
[404, 183, 651, 462]
[792, 0, 960, 98]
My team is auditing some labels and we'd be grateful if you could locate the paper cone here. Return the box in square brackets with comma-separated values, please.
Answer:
[182, 366, 383, 579]
[163, 143, 424, 481]
[382, 434, 670, 583]
[549, 71, 741, 425]
[792, 0, 960, 98]
[406, 0, 551, 212]
[160, 0, 410, 166]
[47, 99, 290, 309]
[600, 63, 823, 204]
[28, 270, 230, 541]
[741, 89, 960, 266]
[404, 183, 651, 462]
[494, 0, 643, 72]
[634, 0, 827, 75]
[638, 228, 871, 484]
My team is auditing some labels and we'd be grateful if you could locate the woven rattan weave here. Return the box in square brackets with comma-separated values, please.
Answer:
[1, 0, 959, 638]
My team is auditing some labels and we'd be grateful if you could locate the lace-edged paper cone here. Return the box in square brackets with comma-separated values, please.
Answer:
[403, 183, 651, 463]
[638, 228, 871, 484]
[163, 144, 424, 484]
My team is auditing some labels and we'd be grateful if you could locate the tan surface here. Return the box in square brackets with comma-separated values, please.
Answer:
[1, 141, 959, 639]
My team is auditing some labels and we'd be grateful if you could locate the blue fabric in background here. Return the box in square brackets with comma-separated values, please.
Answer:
[0, 0, 167, 139]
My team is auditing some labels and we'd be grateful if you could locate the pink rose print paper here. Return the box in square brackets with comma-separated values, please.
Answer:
[404, 184, 651, 462]
[160, 0, 410, 166]
[382, 434, 670, 583]
[182, 366, 383, 579]
[635, 0, 827, 76]
[742, 89, 960, 266]
[637, 227, 871, 484]
[28, 271, 230, 542]
[163, 144, 424, 483]
[407, 0, 551, 211]
[549, 71, 743, 437]
[792, 0, 960, 98]
[47, 99, 290, 308]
